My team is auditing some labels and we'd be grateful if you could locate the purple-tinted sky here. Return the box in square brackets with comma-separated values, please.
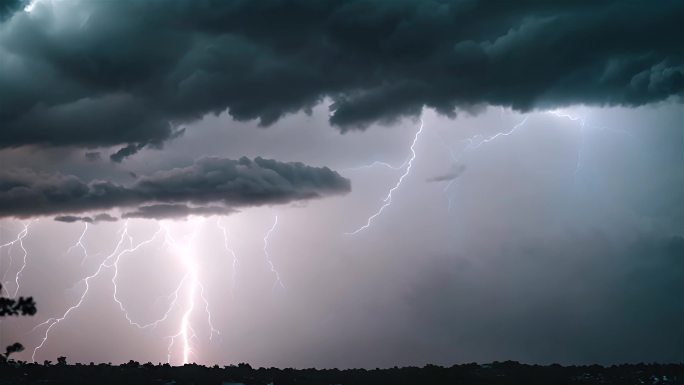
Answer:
[1, 0, 683, 368]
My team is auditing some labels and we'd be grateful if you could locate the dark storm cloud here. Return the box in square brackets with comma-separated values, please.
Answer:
[0, 1, 682, 156]
[0, 157, 350, 219]
[0, 0, 25, 21]
[54, 213, 117, 223]
[122, 204, 236, 220]
[110, 143, 146, 163]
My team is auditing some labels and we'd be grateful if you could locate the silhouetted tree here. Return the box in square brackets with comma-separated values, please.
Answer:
[0, 283, 37, 363]
[3, 342, 24, 359]
[0, 284, 36, 316]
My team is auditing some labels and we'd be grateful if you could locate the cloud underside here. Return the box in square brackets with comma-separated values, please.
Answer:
[0, 1, 681, 158]
[0, 157, 351, 220]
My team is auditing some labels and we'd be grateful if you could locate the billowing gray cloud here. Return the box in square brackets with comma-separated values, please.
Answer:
[110, 143, 146, 163]
[0, 157, 350, 219]
[0, 0, 25, 21]
[54, 213, 118, 223]
[122, 204, 236, 220]
[0, 0, 682, 158]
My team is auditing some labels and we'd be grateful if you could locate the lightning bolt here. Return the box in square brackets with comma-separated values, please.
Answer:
[546, 109, 633, 179]
[159, 219, 220, 365]
[32, 218, 221, 365]
[32, 222, 132, 361]
[469, 116, 530, 149]
[65, 223, 92, 265]
[546, 110, 587, 176]
[198, 283, 219, 341]
[217, 218, 239, 297]
[346, 119, 425, 235]
[263, 215, 285, 290]
[440, 116, 530, 198]
[1, 221, 32, 298]
[439, 108, 635, 212]
[163, 221, 204, 365]
[111, 225, 175, 330]
[342, 160, 409, 172]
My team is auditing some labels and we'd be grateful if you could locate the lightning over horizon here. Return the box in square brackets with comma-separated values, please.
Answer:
[30, 220, 219, 365]
[1, 0, 682, 373]
[1, 221, 33, 298]
[345, 119, 425, 235]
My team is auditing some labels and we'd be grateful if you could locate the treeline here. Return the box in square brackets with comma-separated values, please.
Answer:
[1, 360, 684, 385]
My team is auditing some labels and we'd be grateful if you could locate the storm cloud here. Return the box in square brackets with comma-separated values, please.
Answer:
[121, 204, 236, 220]
[0, 157, 350, 219]
[0, 0, 682, 157]
[0, 0, 25, 20]
[53, 213, 118, 223]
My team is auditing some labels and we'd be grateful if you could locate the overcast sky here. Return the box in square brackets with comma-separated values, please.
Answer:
[1, 0, 683, 368]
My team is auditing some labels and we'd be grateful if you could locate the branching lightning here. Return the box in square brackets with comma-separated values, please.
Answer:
[111, 225, 172, 330]
[1, 221, 33, 298]
[162, 221, 218, 365]
[263, 215, 285, 290]
[438, 108, 635, 213]
[32, 222, 132, 361]
[346, 119, 425, 235]
[32, 219, 221, 366]
[65, 223, 93, 266]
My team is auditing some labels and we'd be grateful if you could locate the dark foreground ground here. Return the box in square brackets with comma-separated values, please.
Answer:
[1, 361, 683, 385]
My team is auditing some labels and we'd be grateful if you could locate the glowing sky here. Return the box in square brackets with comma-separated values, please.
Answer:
[1, 0, 683, 368]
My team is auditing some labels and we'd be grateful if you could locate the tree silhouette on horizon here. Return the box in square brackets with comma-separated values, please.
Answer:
[0, 283, 37, 362]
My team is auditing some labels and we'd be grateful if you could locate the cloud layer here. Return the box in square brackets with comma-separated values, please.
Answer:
[0, 0, 682, 157]
[0, 157, 350, 219]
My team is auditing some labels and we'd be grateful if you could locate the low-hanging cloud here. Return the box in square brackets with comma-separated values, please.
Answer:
[121, 204, 236, 220]
[0, 157, 351, 219]
[54, 213, 118, 224]
[0, 0, 681, 158]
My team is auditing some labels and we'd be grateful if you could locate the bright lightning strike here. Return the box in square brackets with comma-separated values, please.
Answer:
[163, 223, 198, 364]
[32, 219, 221, 365]
[163, 220, 218, 365]
[33, 222, 169, 361]
[263, 215, 285, 290]
[1, 221, 32, 298]
[346, 119, 425, 235]
[32, 222, 132, 361]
